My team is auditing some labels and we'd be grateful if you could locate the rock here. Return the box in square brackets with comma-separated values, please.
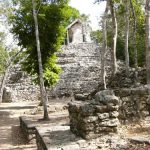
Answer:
[99, 118, 120, 127]
[96, 105, 119, 113]
[97, 113, 109, 120]
[95, 90, 119, 105]
[2, 87, 12, 103]
[83, 116, 98, 123]
[80, 104, 96, 116]
[110, 111, 119, 118]
[74, 94, 88, 100]
[129, 136, 150, 145]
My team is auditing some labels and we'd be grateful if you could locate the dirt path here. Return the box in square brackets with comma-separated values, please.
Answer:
[0, 102, 38, 150]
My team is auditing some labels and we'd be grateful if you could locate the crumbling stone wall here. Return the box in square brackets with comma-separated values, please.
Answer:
[1, 43, 111, 101]
[2, 65, 40, 102]
[68, 90, 119, 139]
[50, 43, 111, 97]
[115, 86, 150, 122]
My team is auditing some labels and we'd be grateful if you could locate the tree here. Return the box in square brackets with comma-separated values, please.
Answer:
[90, 30, 103, 44]
[145, 0, 150, 84]
[11, 0, 79, 87]
[95, 0, 118, 76]
[10, 0, 79, 119]
[124, 0, 130, 75]
[130, 0, 138, 68]
[32, 0, 49, 120]
[0, 32, 7, 75]
[109, 0, 118, 76]
[101, 1, 109, 89]
[106, 0, 145, 67]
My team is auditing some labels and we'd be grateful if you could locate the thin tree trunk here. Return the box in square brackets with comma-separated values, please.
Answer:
[109, 0, 118, 76]
[130, 0, 138, 68]
[124, 0, 130, 75]
[32, 0, 49, 120]
[145, 0, 150, 84]
[101, 1, 109, 90]
[130, 0, 138, 84]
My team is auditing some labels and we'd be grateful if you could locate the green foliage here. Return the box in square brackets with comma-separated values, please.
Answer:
[107, 0, 145, 67]
[0, 32, 8, 74]
[0, 45, 8, 74]
[91, 30, 103, 44]
[10, 0, 79, 87]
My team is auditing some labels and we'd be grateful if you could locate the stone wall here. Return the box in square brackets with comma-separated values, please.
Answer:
[2, 65, 40, 102]
[115, 86, 150, 122]
[49, 43, 111, 97]
[1, 43, 111, 101]
[68, 90, 119, 139]
[68, 87, 150, 140]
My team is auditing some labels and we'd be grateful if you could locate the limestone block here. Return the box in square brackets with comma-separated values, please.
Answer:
[2, 87, 12, 103]
[68, 102, 83, 113]
[109, 111, 119, 118]
[131, 87, 147, 95]
[99, 118, 120, 127]
[118, 88, 131, 97]
[95, 127, 117, 133]
[96, 105, 119, 113]
[97, 113, 109, 120]
[80, 105, 95, 116]
[82, 116, 98, 123]
[95, 90, 119, 105]
[79, 122, 95, 131]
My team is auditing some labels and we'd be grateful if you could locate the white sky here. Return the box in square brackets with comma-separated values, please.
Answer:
[69, 0, 106, 31]
[1, 0, 106, 47]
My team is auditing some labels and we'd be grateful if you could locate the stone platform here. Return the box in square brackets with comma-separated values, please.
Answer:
[20, 112, 69, 141]
[36, 126, 97, 150]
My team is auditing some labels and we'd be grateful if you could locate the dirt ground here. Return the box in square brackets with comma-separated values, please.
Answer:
[0, 102, 38, 150]
[1, 101, 150, 150]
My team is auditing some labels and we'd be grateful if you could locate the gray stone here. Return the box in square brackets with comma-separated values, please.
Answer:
[97, 113, 109, 120]
[80, 105, 95, 116]
[110, 111, 119, 118]
[83, 116, 98, 123]
[95, 90, 119, 105]
[2, 87, 12, 103]
[129, 136, 150, 145]
[96, 105, 119, 113]
[99, 118, 120, 127]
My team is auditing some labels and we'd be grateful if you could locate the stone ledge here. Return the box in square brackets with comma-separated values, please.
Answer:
[129, 136, 150, 145]
[19, 113, 69, 141]
[36, 126, 80, 150]
[36, 126, 99, 150]
[20, 116, 37, 141]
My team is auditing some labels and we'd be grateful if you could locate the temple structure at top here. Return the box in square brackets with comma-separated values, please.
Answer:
[66, 19, 92, 44]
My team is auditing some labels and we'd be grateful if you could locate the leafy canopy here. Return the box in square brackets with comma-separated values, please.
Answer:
[10, 0, 79, 87]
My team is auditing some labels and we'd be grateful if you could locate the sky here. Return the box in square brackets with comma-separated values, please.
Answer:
[1, 0, 106, 46]
[69, 0, 106, 31]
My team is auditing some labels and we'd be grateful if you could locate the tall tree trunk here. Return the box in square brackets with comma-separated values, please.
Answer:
[32, 0, 49, 120]
[109, 0, 118, 76]
[101, 1, 109, 90]
[130, 0, 138, 68]
[145, 0, 150, 84]
[124, 0, 130, 75]
[130, 0, 138, 83]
